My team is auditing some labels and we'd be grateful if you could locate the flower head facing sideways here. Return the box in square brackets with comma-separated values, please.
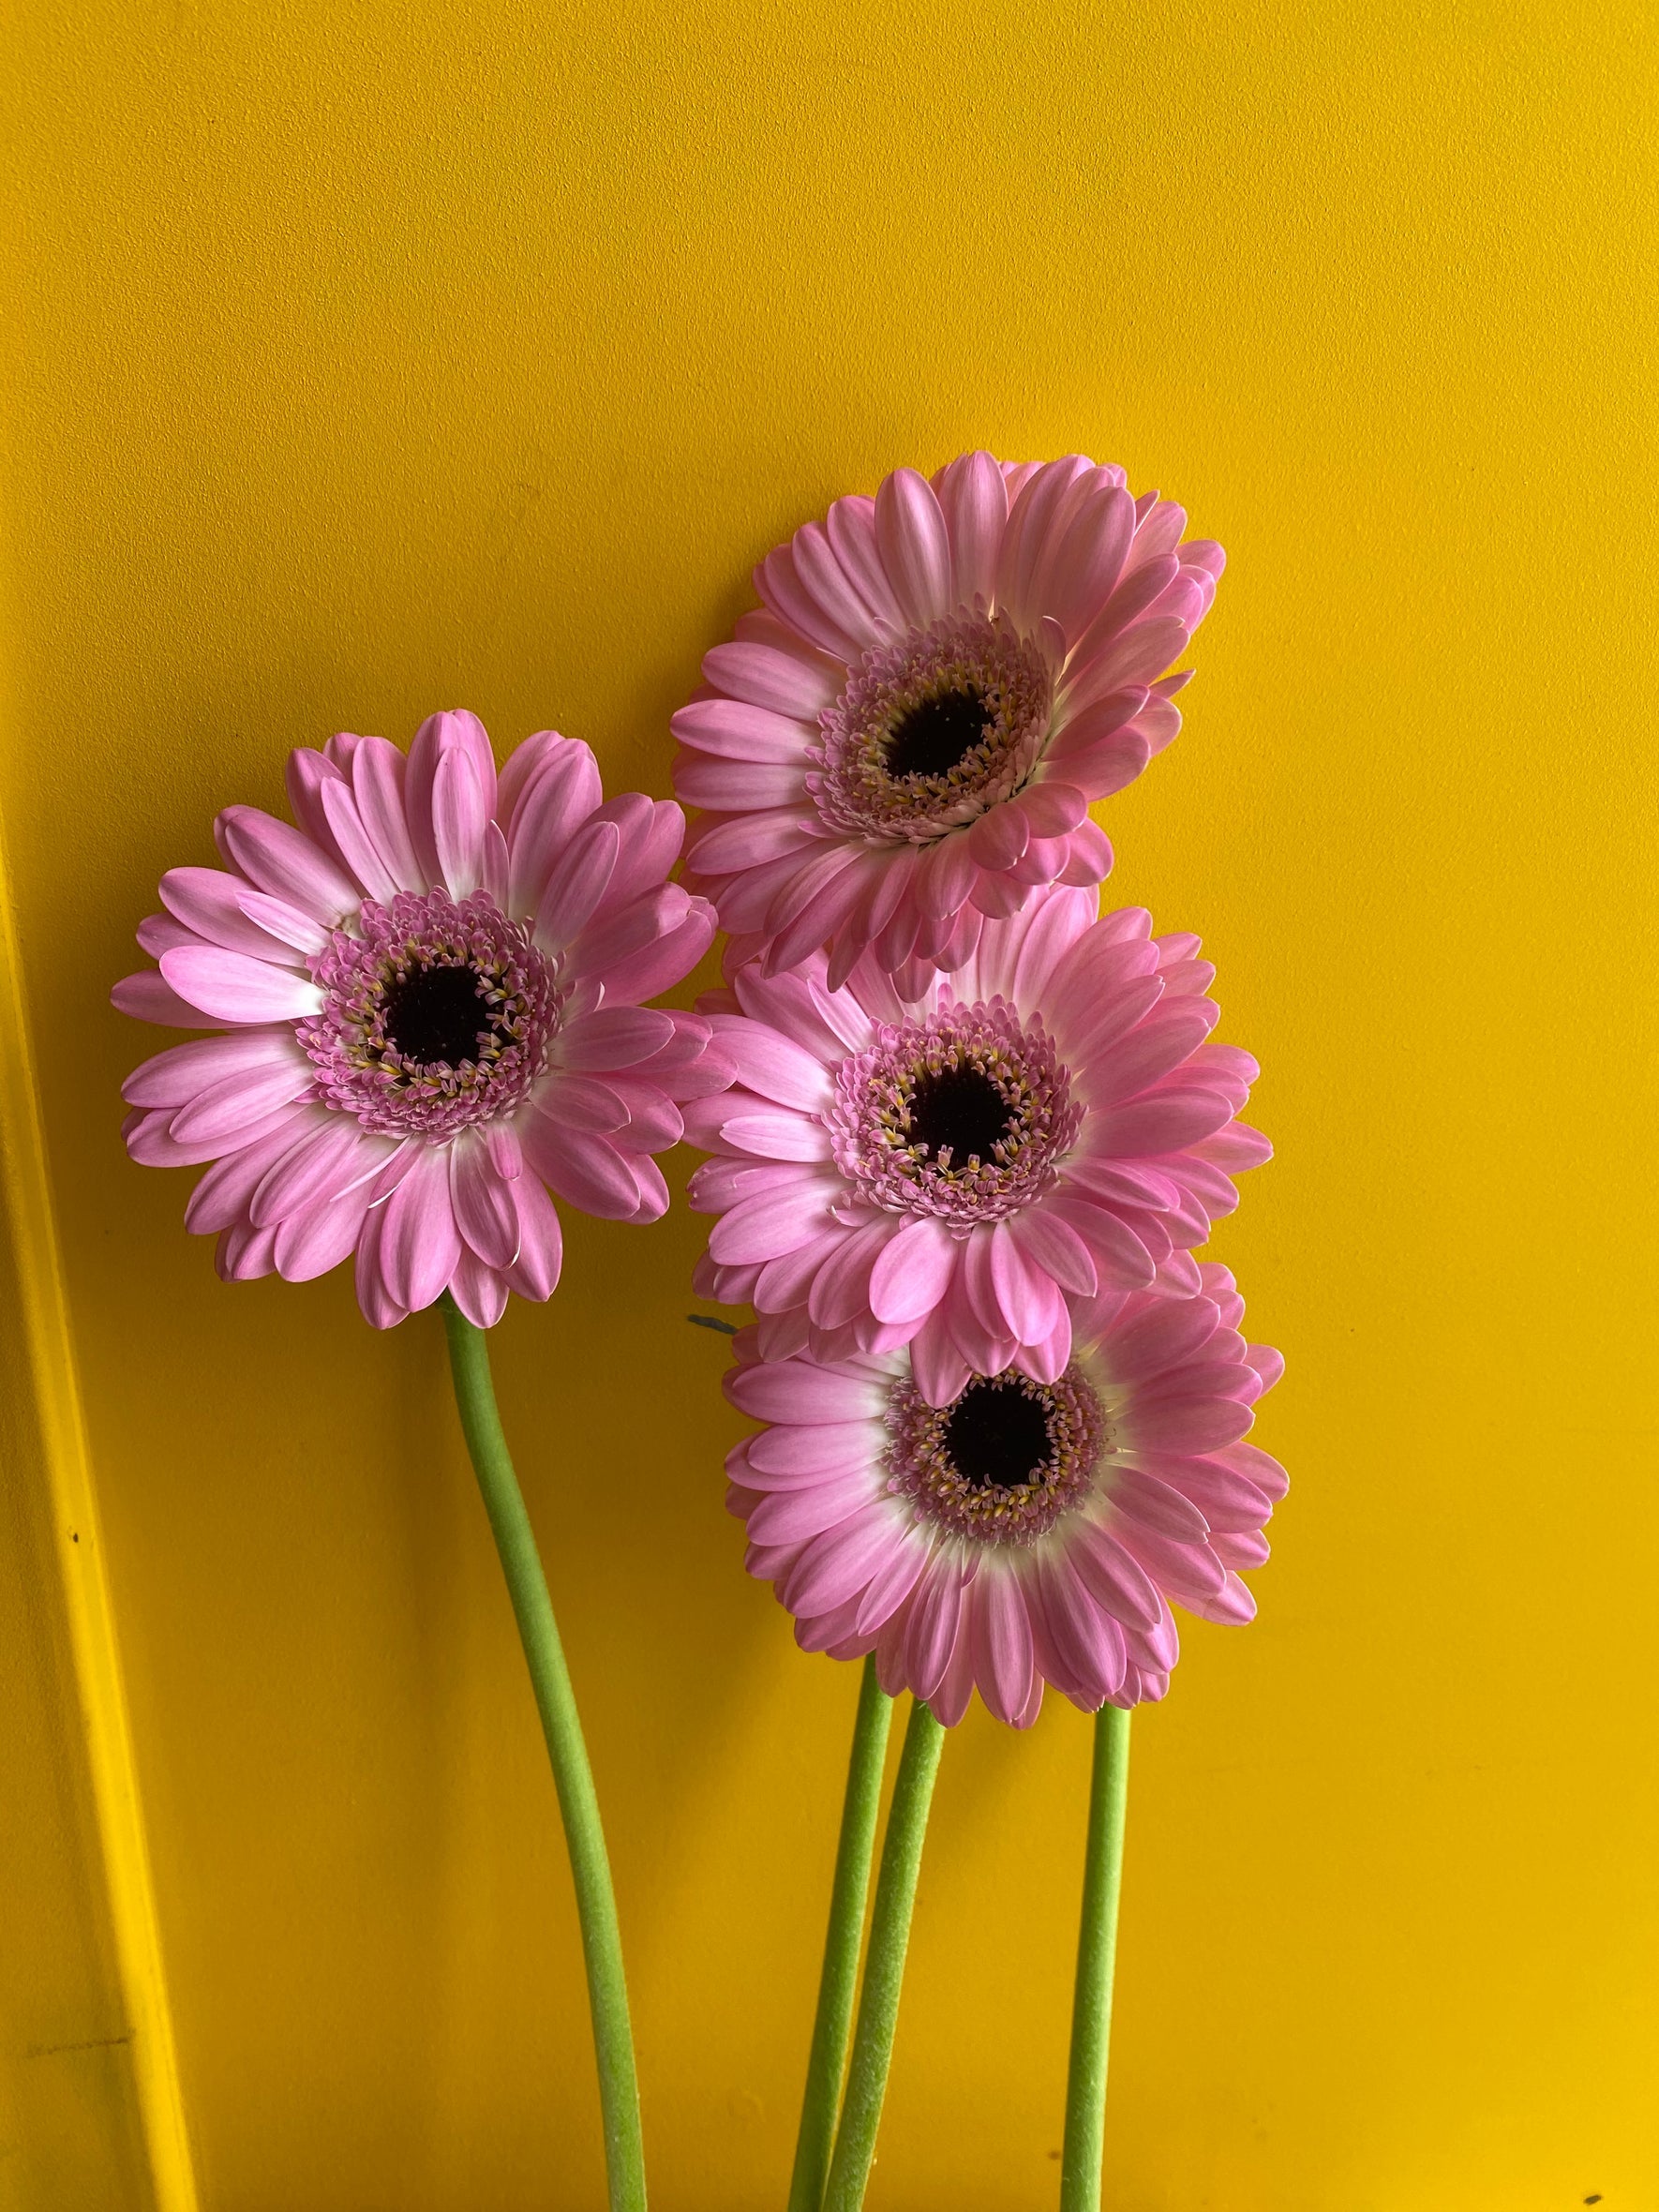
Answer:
[724, 1264, 1284, 1726]
[672, 453, 1222, 994]
[684, 884, 1269, 1401]
[114, 712, 729, 1328]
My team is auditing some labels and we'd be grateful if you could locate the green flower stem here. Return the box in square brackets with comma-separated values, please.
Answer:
[821, 1696, 946, 2212]
[785, 1657, 894, 2212]
[1059, 1704, 1132, 2212]
[441, 1295, 646, 2212]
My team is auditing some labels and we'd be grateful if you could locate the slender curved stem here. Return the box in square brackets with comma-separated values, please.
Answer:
[441, 1295, 647, 2212]
[821, 1697, 945, 2212]
[1059, 1704, 1131, 2212]
[786, 1657, 894, 2212]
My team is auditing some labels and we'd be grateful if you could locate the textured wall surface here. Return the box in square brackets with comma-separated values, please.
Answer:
[5, 1, 1655, 2206]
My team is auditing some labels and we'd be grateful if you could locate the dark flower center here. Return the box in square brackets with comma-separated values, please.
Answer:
[905, 1064, 1014, 1166]
[942, 1380, 1057, 1486]
[943, 1379, 1054, 1490]
[883, 685, 991, 780]
[380, 964, 499, 1068]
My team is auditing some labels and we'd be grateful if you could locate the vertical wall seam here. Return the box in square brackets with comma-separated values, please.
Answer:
[0, 822, 200, 2212]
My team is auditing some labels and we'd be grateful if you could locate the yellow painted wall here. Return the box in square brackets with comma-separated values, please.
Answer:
[4, 1, 1655, 2206]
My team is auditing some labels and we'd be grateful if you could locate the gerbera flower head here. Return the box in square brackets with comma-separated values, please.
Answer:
[114, 711, 729, 1328]
[672, 453, 1222, 993]
[683, 885, 1269, 1401]
[723, 1264, 1285, 1726]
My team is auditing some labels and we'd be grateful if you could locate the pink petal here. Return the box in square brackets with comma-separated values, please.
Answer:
[272, 1181, 375, 1282]
[825, 495, 906, 632]
[180, 1118, 322, 1233]
[907, 1307, 973, 1407]
[215, 1219, 279, 1282]
[1056, 820, 1113, 887]
[788, 521, 888, 654]
[903, 1562, 965, 1701]
[522, 1117, 646, 1220]
[1142, 1453, 1273, 1532]
[1044, 1194, 1157, 1290]
[1118, 1394, 1252, 1454]
[1092, 1092, 1235, 1155]
[934, 450, 1009, 609]
[319, 777, 403, 904]
[1008, 1206, 1098, 1297]
[702, 637, 843, 719]
[123, 1028, 304, 1109]
[746, 1419, 886, 1483]
[112, 969, 223, 1028]
[853, 1528, 934, 1637]
[725, 1357, 887, 1427]
[449, 1249, 511, 1328]
[708, 1177, 837, 1264]
[1067, 1520, 1163, 1632]
[1105, 1464, 1210, 1544]
[875, 468, 953, 629]
[1113, 1525, 1228, 1607]
[431, 746, 488, 898]
[554, 1005, 675, 1071]
[1099, 1296, 1221, 1383]
[916, 831, 980, 921]
[972, 1569, 1036, 1726]
[1036, 1552, 1127, 1702]
[506, 740, 605, 915]
[160, 867, 312, 965]
[721, 1111, 833, 1162]
[214, 806, 359, 924]
[284, 747, 351, 867]
[966, 801, 1029, 873]
[353, 1200, 408, 1329]
[867, 1215, 957, 1327]
[1077, 614, 1189, 697]
[168, 1057, 317, 1144]
[1085, 1006, 1217, 1107]
[763, 853, 872, 977]
[1043, 484, 1136, 645]
[782, 1503, 899, 1619]
[404, 711, 497, 890]
[808, 1218, 899, 1330]
[1013, 782, 1089, 839]
[686, 808, 822, 874]
[532, 818, 620, 951]
[350, 736, 426, 893]
[159, 946, 322, 1024]
[122, 1099, 306, 1170]
[675, 755, 810, 812]
[379, 1144, 462, 1312]
[1192, 1122, 1274, 1172]
[746, 1471, 874, 1547]
[451, 1138, 520, 1268]
[672, 696, 817, 762]
[755, 542, 862, 662]
[250, 1113, 375, 1226]
[996, 458, 1095, 629]
[988, 1220, 1065, 1343]
[504, 1173, 562, 1299]
[573, 881, 689, 979]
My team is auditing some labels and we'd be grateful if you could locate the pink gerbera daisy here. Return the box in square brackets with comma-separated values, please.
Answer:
[114, 711, 728, 1328]
[723, 1264, 1284, 1726]
[672, 453, 1221, 992]
[684, 886, 1268, 1402]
